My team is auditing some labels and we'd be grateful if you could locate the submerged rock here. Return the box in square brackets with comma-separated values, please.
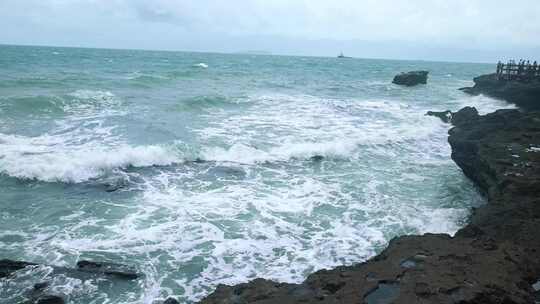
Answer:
[460, 73, 540, 111]
[207, 166, 246, 179]
[0, 259, 36, 278]
[310, 155, 324, 162]
[33, 282, 50, 291]
[76, 260, 140, 280]
[392, 71, 429, 86]
[34, 295, 65, 304]
[364, 282, 400, 304]
[163, 297, 180, 304]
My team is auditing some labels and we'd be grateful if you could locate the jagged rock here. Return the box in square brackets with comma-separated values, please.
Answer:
[459, 73, 540, 111]
[310, 155, 324, 162]
[34, 295, 65, 304]
[0, 259, 36, 278]
[163, 297, 180, 304]
[392, 71, 429, 86]
[426, 110, 452, 123]
[33, 282, 50, 291]
[450, 106, 479, 126]
[76, 260, 139, 280]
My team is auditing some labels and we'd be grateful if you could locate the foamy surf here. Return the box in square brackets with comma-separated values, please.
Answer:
[0, 133, 180, 183]
[194, 63, 208, 68]
[0, 46, 494, 304]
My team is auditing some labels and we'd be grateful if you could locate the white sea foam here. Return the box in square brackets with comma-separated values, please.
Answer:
[201, 139, 359, 164]
[69, 90, 115, 100]
[0, 133, 179, 182]
[194, 63, 208, 68]
[197, 94, 448, 164]
[10, 92, 480, 303]
[2, 90, 487, 303]
[0, 89, 178, 183]
[453, 94, 516, 114]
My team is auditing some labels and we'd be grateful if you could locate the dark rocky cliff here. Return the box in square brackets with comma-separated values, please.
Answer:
[460, 73, 540, 111]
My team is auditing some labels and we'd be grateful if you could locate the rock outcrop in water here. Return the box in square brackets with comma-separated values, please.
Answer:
[426, 110, 453, 123]
[76, 260, 140, 280]
[426, 107, 480, 126]
[196, 108, 540, 304]
[460, 73, 540, 111]
[392, 71, 429, 86]
[0, 259, 140, 303]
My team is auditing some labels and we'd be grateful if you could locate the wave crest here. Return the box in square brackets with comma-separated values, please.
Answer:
[202, 140, 358, 164]
[0, 133, 179, 183]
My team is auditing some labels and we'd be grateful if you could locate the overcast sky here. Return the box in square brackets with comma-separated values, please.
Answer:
[1, 0, 539, 62]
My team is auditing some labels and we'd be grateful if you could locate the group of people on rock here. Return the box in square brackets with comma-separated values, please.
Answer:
[496, 59, 539, 80]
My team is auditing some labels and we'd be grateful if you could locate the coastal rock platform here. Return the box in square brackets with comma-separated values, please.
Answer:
[460, 73, 540, 111]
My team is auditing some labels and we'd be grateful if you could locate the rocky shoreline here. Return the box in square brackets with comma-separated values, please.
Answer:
[194, 107, 540, 304]
[460, 73, 540, 111]
[2, 75, 540, 304]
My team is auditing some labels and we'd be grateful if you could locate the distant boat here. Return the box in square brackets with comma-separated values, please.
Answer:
[337, 52, 351, 59]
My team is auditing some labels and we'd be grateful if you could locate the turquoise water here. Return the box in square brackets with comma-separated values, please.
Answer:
[0, 45, 512, 303]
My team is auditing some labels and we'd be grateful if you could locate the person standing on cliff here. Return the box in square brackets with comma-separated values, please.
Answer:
[518, 60, 524, 79]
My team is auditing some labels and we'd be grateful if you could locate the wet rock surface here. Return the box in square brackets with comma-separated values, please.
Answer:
[0, 259, 140, 303]
[197, 108, 540, 304]
[0, 259, 36, 278]
[392, 71, 429, 86]
[426, 110, 452, 123]
[31, 295, 65, 304]
[76, 260, 140, 280]
[460, 73, 540, 111]
[163, 297, 180, 304]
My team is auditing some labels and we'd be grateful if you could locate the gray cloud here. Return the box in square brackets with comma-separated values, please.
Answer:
[1, 0, 539, 62]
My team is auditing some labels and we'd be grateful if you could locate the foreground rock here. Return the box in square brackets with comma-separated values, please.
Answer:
[0, 259, 140, 303]
[0, 259, 140, 281]
[198, 108, 540, 304]
[0, 260, 36, 278]
[427, 107, 481, 126]
[460, 73, 540, 111]
[25, 295, 65, 304]
[392, 71, 429, 86]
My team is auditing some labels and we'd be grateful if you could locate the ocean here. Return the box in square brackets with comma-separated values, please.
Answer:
[0, 45, 513, 303]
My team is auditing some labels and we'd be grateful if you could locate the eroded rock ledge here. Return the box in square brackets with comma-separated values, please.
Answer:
[460, 73, 540, 111]
[197, 108, 540, 304]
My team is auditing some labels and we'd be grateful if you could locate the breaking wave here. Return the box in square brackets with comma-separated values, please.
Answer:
[0, 133, 179, 183]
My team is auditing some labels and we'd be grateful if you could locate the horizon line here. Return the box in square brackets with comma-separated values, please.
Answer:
[0, 42, 494, 65]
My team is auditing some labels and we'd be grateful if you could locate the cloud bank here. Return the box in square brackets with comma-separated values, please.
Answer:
[1, 0, 539, 62]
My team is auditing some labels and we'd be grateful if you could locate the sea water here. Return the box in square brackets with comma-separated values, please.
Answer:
[0, 45, 513, 303]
